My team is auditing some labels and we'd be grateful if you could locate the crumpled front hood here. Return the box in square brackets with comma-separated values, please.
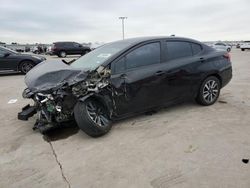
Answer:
[25, 61, 88, 92]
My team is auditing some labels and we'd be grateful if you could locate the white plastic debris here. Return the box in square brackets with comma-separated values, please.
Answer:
[8, 99, 18, 104]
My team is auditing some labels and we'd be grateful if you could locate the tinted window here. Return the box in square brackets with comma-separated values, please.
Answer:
[191, 43, 202, 55]
[125, 42, 160, 69]
[215, 43, 225, 46]
[66, 42, 74, 47]
[73, 43, 81, 47]
[165, 41, 192, 61]
[0, 48, 5, 57]
[114, 57, 126, 74]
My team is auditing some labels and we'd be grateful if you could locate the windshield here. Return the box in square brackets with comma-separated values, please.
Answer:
[71, 41, 131, 70]
[0, 46, 17, 54]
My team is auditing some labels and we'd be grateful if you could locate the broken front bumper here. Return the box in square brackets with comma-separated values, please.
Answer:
[18, 104, 37, 121]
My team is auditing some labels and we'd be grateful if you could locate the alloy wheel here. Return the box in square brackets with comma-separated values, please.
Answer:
[21, 62, 34, 73]
[86, 100, 109, 127]
[60, 51, 66, 58]
[202, 80, 219, 103]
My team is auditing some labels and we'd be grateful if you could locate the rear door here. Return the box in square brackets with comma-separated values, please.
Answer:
[160, 40, 203, 101]
[110, 41, 166, 115]
[64, 42, 74, 55]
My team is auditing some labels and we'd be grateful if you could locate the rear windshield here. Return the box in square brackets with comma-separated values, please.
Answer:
[71, 41, 131, 70]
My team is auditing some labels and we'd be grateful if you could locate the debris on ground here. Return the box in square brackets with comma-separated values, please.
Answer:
[185, 145, 198, 153]
[7, 99, 18, 104]
[242, 159, 249, 164]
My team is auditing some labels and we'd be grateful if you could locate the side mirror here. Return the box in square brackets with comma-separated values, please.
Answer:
[4, 53, 10, 57]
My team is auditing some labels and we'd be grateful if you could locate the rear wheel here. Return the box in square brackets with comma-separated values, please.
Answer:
[19, 61, 35, 74]
[241, 48, 245, 51]
[74, 99, 112, 137]
[196, 76, 221, 106]
[227, 48, 231, 52]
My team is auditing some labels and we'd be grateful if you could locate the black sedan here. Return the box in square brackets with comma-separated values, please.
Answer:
[18, 36, 232, 137]
[0, 46, 46, 74]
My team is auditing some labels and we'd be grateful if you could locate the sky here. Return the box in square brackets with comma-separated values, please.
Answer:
[0, 0, 249, 44]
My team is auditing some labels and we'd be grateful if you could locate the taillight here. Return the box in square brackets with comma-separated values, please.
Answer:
[223, 53, 231, 62]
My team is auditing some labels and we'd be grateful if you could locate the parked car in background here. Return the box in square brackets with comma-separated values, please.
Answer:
[25, 46, 31, 52]
[240, 41, 250, 51]
[236, 43, 241, 48]
[0, 46, 46, 74]
[212, 42, 231, 52]
[32, 45, 47, 54]
[18, 36, 232, 137]
[50, 42, 91, 57]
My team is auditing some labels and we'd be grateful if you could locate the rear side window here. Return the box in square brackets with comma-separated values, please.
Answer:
[66, 42, 74, 47]
[0, 48, 6, 57]
[191, 43, 202, 55]
[125, 42, 160, 69]
[165, 41, 193, 61]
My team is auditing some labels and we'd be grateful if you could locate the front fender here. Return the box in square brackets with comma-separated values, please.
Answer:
[78, 93, 114, 118]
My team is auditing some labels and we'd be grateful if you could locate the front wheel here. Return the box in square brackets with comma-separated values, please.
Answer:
[74, 99, 112, 137]
[19, 61, 35, 74]
[196, 76, 221, 106]
[59, 51, 67, 58]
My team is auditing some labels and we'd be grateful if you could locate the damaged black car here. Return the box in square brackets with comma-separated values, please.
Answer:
[18, 37, 232, 137]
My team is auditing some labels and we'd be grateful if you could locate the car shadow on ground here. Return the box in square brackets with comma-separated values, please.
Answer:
[50, 55, 81, 59]
[112, 101, 198, 127]
[0, 72, 23, 77]
[42, 101, 200, 142]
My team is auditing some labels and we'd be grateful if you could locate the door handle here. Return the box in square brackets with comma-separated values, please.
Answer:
[155, 71, 164, 76]
[120, 73, 127, 79]
[200, 57, 206, 62]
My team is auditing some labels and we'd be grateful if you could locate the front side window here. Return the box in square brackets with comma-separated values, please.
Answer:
[125, 42, 160, 69]
[114, 57, 126, 74]
[73, 43, 81, 47]
[165, 41, 193, 61]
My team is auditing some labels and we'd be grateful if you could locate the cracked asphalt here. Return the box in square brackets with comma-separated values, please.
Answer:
[1, 49, 250, 188]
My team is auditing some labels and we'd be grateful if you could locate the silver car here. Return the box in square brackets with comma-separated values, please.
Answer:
[212, 42, 231, 52]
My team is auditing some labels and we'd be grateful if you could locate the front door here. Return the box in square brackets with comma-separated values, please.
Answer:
[110, 42, 166, 116]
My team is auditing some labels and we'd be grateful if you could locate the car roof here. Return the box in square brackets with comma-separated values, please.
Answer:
[98, 36, 210, 67]
[108, 36, 202, 46]
[53, 41, 78, 44]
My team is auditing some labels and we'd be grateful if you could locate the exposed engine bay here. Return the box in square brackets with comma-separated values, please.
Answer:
[18, 61, 112, 133]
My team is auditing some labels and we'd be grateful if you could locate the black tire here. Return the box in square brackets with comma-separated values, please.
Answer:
[241, 48, 245, 51]
[74, 99, 112, 137]
[196, 76, 221, 106]
[19, 61, 35, 74]
[227, 48, 231, 52]
[59, 51, 67, 58]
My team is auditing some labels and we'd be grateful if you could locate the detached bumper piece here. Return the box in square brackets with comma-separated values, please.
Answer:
[18, 104, 37, 121]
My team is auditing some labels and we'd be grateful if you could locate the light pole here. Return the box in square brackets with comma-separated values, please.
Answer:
[119, 17, 127, 40]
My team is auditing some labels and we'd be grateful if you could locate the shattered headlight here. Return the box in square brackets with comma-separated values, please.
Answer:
[22, 88, 34, 98]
